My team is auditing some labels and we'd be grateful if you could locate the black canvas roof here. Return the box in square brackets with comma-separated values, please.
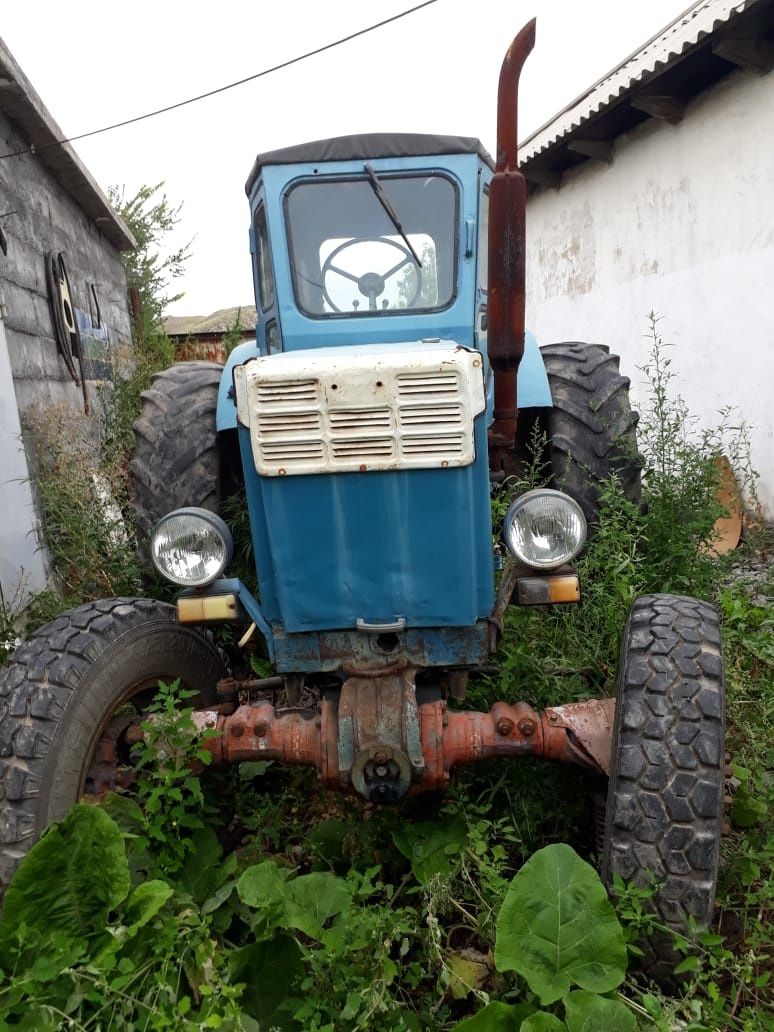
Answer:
[245, 132, 494, 194]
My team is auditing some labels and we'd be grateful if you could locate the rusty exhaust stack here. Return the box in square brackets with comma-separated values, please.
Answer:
[487, 19, 536, 472]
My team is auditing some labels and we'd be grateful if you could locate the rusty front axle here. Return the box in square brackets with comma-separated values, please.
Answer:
[187, 679, 614, 802]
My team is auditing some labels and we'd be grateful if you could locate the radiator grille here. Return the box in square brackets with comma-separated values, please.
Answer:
[397, 371, 459, 399]
[236, 345, 485, 475]
[256, 379, 319, 405]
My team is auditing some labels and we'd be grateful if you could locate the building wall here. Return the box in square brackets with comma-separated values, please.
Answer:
[525, 66, 774, 518]
[0, 308, 48, 606]
[0, 108, 133, 605]
[0, 110, 132, 417]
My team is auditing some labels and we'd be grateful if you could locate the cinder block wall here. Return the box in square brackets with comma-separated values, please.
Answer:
[0, 110, 132, 417]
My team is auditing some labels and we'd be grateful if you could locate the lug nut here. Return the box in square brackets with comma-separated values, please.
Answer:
[375, 765, 388, 777]
[230, 722, 245, 738]
[496, 717, 514, 736]
[518, 718, 536, 737]
[254, 720, 269, 737]
[373, 750, 390, 764]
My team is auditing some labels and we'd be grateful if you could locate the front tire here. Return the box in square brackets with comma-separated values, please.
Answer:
[0, 598, 226, 894]
[602, 594, 725, 989]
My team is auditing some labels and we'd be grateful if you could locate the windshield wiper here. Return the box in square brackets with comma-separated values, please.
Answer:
[363, 163, 422, 267]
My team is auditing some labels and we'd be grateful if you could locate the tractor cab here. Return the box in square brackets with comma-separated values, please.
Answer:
[243, 134, 493, 357]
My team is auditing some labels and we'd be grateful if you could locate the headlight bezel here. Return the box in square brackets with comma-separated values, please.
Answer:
[502, 489, 587, 571]
[150, 507, 234, 588]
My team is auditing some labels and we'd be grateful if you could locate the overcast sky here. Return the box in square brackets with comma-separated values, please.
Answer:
[3, 0, 690, 316]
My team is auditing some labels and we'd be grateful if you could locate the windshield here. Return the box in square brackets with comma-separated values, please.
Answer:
[285, 173, 457, 317]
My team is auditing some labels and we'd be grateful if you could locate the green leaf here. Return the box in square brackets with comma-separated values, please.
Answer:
[563, 991, 635, 1032]
[237, 860, 291, 909]
[229, 933, 302, 1030]
[237, 862, 351, 941]
[123, 879, 173, 935]
[178, 825, 223, 903]
[392, 814, 468, 884]
[451, 1000, 534, 1030]
[284, 872, 352, 939]
[0, 804, 130, 944]
[494, 844, 627, 1005]
[521, 1014, 567, 1031]
[674, 954, 700, 974]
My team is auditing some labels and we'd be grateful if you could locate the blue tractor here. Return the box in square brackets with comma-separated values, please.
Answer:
[1, 22, 724, 985]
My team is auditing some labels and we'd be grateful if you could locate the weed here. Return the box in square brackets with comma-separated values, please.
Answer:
[23, 403, 141, 616]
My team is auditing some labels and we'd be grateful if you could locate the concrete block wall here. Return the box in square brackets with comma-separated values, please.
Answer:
[0, 110, 132, 417]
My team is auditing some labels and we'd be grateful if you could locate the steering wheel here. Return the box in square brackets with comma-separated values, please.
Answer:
[321, 236, 421, 313]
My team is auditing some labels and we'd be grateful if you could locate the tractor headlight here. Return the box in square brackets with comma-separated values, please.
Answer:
[502, 490, 587, 570]
[151, 508, 233, 587]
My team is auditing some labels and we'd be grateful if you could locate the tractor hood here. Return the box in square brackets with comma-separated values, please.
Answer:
[234, 339, 494, 634]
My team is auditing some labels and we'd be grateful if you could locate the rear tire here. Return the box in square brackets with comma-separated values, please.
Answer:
[539, 342, 641, 524]
[131, 361, 224, 555]
[602, 594, 725, 990]
[0, 598, 226, 894]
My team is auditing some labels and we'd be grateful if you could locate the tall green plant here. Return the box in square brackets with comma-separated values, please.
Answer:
[108, 182, 191, 340]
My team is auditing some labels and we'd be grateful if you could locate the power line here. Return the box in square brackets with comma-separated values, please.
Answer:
[0, 0, 441, 161]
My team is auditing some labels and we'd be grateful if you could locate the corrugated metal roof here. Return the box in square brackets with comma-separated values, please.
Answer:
[521, 0, 762, 164]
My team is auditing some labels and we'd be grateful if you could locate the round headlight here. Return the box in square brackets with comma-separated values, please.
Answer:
[151, 508, 233, 587]
[503, 490, 587, 570]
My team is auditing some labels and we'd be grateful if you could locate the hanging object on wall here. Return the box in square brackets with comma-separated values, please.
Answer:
[45, 251, 89, 413]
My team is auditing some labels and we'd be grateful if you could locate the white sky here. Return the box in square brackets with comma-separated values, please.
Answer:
[2, 0, 690, 316]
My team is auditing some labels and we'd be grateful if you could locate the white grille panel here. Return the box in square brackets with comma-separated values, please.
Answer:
[256, 379, 319, 405]
[257, 411, 322, 435]
[331, 437, 395, 461]
[397, 371, 459, 399]
[259, 440, 325, 464]
[234, 343, 486, 476]
[403, 434, 464, 456]
[329, 407, 392, 432]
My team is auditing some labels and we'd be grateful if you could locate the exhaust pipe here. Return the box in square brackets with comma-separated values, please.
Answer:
[487, 19, 536, 472]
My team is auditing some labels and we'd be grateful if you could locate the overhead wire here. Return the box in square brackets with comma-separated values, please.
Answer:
[0, 0, 441, 161]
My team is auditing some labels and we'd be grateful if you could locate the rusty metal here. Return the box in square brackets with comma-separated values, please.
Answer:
[487, 18, 536, 473]
[542, 697, 616, 775]
[187, 689, 615, 798]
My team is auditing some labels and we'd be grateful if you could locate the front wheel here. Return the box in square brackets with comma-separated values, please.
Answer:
[602, 594, 725, 990]
[0, 598, 226, 894]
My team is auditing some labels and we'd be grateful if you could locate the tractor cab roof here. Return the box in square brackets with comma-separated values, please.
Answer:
[245, 132, 495, 195]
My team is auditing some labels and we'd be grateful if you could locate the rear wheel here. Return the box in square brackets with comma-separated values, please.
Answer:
[602, 594, 725, 990]
[539, 342, 641, 524]
[0, 598, 226, 894]
[131, 361, 226, 556]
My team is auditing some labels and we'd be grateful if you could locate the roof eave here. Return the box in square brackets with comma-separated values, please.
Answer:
[0, 36, 136, 252]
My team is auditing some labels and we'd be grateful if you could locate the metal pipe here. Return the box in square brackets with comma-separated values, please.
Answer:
[487, 19, 536, 471]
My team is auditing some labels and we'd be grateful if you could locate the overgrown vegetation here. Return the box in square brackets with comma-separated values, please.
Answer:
[0, 318, 771, 1029]
[9, 184, 183, 628]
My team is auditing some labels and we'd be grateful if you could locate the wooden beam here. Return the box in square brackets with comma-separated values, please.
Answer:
[630, 94, 686, 125]
[567, 139, 614, 164]
[713, 37, 774, 74]
[521, 166, 561, 190]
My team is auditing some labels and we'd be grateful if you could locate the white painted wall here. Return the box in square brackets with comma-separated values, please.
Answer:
[0, 303, 48, 608]
[525, 66, 774, 519]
